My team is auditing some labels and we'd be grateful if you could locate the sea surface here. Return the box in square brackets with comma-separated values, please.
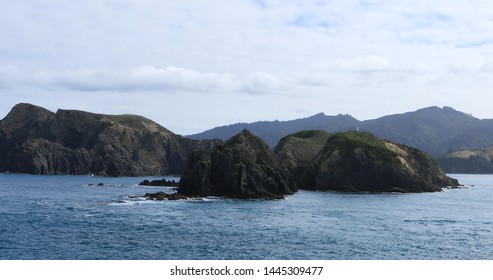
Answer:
[0, 173, 492, 260]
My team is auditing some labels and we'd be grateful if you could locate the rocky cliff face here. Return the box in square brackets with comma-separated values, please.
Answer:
[0, 103, 221, 176]
[297, 131, 459, 192]
[179, 129, 296, 199]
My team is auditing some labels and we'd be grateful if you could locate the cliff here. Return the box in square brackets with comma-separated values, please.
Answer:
[178, 129, 296, 199]
[0, 103, 221, 176]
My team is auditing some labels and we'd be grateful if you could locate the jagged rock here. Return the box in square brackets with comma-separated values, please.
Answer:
[298, 131, 459, 192]
[0, 103, 223, 176]
[178, 129, 296, 199]
[143, 191, 187, 201]
[139, 179, 179, 187]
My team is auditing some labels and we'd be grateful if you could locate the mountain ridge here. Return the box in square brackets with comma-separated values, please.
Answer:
[189, 106, 493, 157]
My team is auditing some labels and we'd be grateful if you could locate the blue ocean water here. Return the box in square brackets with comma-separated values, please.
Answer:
[0, 173, 492, 260]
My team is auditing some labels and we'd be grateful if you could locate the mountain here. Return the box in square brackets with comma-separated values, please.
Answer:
[188, 113, 359, 148]
[189, 106, 493, 157]
[436, 145, 493, 173]
[359, 106, 489, 156]
[0, 103, 221, 176]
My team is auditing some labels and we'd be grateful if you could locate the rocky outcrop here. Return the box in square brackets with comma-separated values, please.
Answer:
[298, 131, 459, 192]
[139, 178, 179, 187]
[178, 129, 296, 199]
[0, 103, 222, 176]
[274, 130, 331, 180]
[143, 191, 187, 201]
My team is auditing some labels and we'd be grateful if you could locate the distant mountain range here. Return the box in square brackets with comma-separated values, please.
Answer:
[189, 106, 493, 157]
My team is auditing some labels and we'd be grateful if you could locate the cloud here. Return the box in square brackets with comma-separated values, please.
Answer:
[28, 66, 283, 95]
[3, 0, 493, 133]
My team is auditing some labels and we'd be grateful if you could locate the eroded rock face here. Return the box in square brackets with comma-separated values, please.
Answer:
[179, 130, 296, 199]
[298, 131, 459, 192]
[0, 103, 222, 176]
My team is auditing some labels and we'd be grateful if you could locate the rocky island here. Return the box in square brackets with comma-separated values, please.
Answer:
[178, 129, 297, 199]
[174, 129, 458, 199]
[294, 131, 459, 192]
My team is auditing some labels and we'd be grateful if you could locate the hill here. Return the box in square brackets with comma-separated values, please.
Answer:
[0, 103, 221, 176]
[436, 145, 493, 173]
[296, 131, 459, 192]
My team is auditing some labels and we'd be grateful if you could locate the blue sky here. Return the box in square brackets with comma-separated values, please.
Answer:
[1, 0, 493, 134]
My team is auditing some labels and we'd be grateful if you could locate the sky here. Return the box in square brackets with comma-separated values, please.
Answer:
[2, 0, 493, 135]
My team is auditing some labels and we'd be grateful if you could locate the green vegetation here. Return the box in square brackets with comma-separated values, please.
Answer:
[319, 131, 395, 160]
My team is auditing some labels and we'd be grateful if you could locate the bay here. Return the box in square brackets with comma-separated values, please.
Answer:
[0, 173, 492, 260]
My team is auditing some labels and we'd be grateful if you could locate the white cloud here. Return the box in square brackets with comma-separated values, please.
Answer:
[27, 66, 284, 95]
[2, 0, 493, 133]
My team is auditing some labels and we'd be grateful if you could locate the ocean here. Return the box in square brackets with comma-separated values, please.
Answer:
[0, 173, 492, 260]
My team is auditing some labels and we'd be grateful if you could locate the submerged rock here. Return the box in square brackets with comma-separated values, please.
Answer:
[298, 131, 459, 192]
[178, 129, 296, 199]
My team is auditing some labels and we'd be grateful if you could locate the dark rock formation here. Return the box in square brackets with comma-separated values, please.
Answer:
[143, 191, 187, 201]
[0, 103, 222, 176]
[298, 131, 459, 192]
[139, 178, 179, 187]
[178, 129, 296, 199]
